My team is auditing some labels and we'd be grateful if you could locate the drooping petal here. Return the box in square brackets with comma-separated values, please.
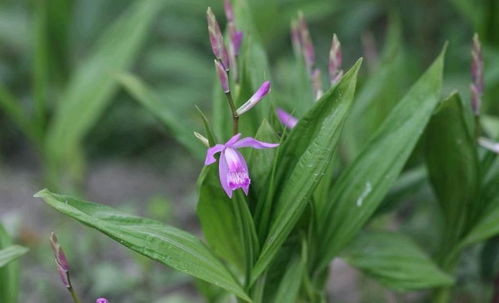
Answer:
[276, 108, 298, 129]
[236, 81, 271, 115]
[225, 133, 242, 147]
[204, 144, 225, 165]
[224, 147, 250, 194]
[232, 137, 279, 149]
[219, 152, 233, 198]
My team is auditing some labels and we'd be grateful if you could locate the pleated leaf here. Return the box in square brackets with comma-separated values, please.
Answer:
[35, 189, 251, 302]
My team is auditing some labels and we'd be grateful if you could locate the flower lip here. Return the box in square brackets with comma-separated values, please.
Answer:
[204, 133, 279, 198]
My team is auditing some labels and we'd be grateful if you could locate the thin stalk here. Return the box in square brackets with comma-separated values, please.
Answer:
[68, 286, 81, 303]
[224, 92, 239, 134]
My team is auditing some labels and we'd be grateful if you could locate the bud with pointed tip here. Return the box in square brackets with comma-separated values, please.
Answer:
[298, 12, 315, 73]
[236, 81, 271, 115]
[471, 33, 484, 116]
[228, 23, 244, 57]
[290, 19, 301, 56]
[207, 7, 230, 70]
[224, 0, 234, 22]
[215, 60, 230, 93]
[50, 232, 71, 288]
[329, 34, 343, 86]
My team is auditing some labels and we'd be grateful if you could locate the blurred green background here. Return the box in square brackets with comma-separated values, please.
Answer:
[0, 0, 498, 302]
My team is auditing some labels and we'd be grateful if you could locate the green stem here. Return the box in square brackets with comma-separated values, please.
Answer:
[225, 92, 239, 135]
[68, 287, 81, 303]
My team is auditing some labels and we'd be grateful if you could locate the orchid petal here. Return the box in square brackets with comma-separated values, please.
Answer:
[232, 137, 279, 149]
[204, 144, 225, 165]
[225, 133, 242, 147]
[219, 152, 233, 198]
[276, 108, 298, 129]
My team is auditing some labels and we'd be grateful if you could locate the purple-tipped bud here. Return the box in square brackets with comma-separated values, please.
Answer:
[96, 298, 109, 303]
[329, 34, 343, 86]
[50, 232, 71, 288]
[312, 68, 323, 100]
[215, 60, 230, 93]
[298, 12, 315, 73]
[228, 23, 244, 56]
[236, 81, 271, 115]
[471, 33, 484, 116]
[207, 7, 230, 70]
[276, 108, 298, 129]
[290, 19, 301, 56]
[224, 0, 234, 22]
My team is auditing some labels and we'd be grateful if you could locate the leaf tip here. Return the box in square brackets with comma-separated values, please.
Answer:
[33, 188, 49, 198]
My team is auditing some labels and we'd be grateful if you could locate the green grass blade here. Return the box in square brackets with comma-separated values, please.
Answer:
[0, 225, 25, 303]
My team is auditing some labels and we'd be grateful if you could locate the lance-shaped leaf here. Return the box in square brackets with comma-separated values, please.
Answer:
[35, 189, 251, 302]
[251, 59, 362, 282]
[460, 194, 499, 248]
[272, 256, 305, 303]
[45, 0, 164, 173]
[424, 92, 479, 249]
[317, 46, 446, 269]
[0, 225, 23, 303]
[342, 231, 454, 291]
[116, 72, 203, 159]
[0, 245, 28, 268]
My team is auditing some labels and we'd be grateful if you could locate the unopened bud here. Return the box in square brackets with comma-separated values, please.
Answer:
[207, 8, 230, 70]
[298, 12, 315, 73]
[276, 108, 298, 129]
[329, 34, 343, 86]
[236, 81, 271, 115]
[312, 68, 323, 100]
[224, 0, 234, 22]
[194, 132, 210, 147]
[290, 19, 301, 56]
[215, 59, 230, 93]
[50, 232, 71, 288]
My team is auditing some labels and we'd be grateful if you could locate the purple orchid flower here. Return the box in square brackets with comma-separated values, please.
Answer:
[96, 298, 109, 303]
[205, 133, 279, 198]
[276, 108, 298, 129]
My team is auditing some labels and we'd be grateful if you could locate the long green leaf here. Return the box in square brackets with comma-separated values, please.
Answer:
[317, 46, 446, 269]
[424, 92, 479, 250]
[272, 256, 304, 303]
[45, 0, 165, 172]
[0, 246, 28, 268]
[251, 59, 362, 282]
[116, 72, 203, 159]
[35, 189, 251, 302]
[343, 232, 454, 291]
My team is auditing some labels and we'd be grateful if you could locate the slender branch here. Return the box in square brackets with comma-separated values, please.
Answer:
[68, 286, 82, 303]
[225, 92, 239, 134]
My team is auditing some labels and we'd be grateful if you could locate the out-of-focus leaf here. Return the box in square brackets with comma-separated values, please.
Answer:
[425, 93, 479, 249]
[343, 16, 407, 159]
[273, 256, 304, 303]
[317, 47, 446, 269]
[0, 245, 28, 268]
[482, 115, 499, 139]
[343, 231, 454, 291]
[251, 59, 362, 282]
[460, 194, 499, 248]
[116, 72, 203, 159]
[45, 0, 165, 173]
[0, 224, 22, 303]
[480, 236, 499, 281]
[35, 189, 251, 302]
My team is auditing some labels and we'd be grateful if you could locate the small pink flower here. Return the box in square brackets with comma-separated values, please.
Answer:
[276, 108, 298, 129]
[96, 298, 109, 303]
[204, 134, 279, 198]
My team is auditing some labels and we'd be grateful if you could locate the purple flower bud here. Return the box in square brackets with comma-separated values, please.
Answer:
[329, 34, 343, 86]
[224, 0, 234, 22]
[207, 7, 230, 70]
[298, 12, 315, 73]
[471, 33, 484, 116]
[204, 133, 279, 198]
[50, 232, 69, 272]
[228, 23, 244, 56]
[96, 298, 109, 303]
[276, 108, 298, 129]
[236, 81, 271, 115]
[312, 68, 323, 100]
[215, 59, 230, 93]
[50, 232, 71, 288]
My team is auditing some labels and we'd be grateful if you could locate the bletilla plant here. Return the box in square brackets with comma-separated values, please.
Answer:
[35, 1, 499, 303]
